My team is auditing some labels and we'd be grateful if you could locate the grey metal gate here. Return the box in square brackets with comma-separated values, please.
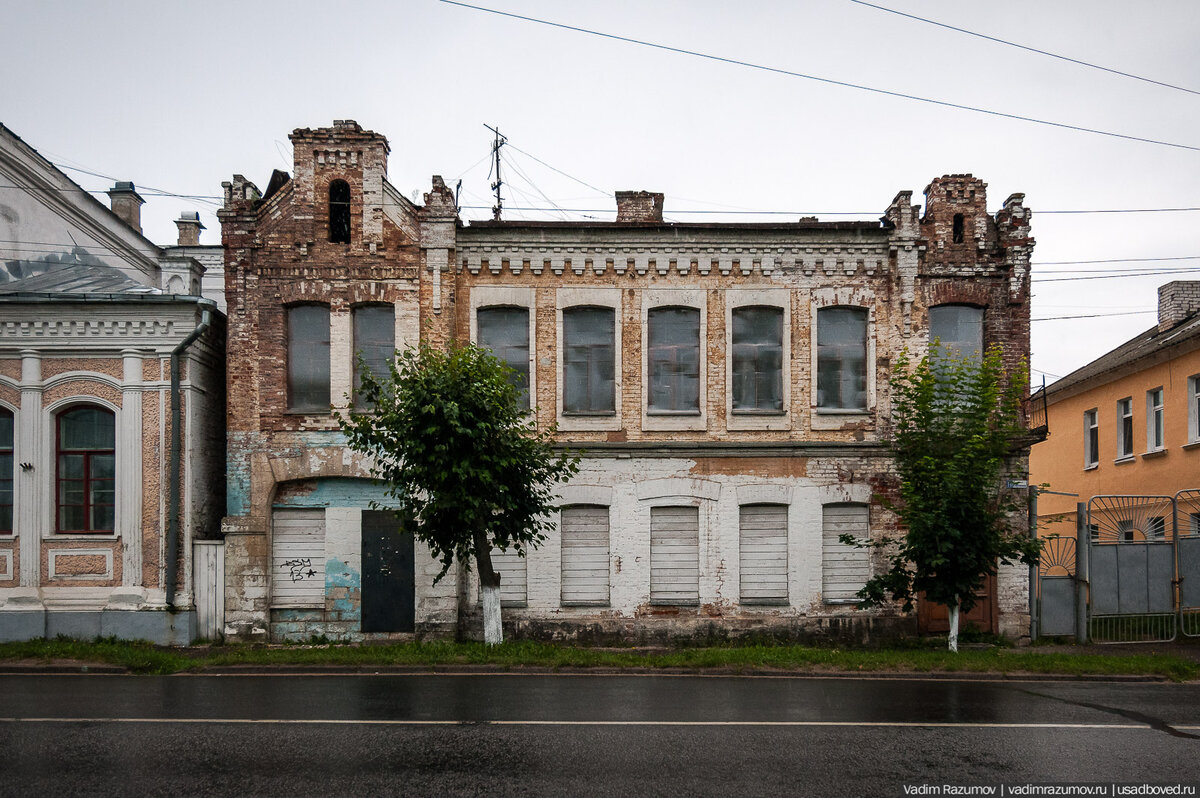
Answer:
[1086, 495, 1177, 643]
[1035, 491, 1200, 644]
[1178, 489, 1200, 637]
[1036, 535, 1077, 637]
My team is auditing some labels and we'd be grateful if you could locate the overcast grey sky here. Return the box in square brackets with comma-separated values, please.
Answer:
[3, 0, 1198, 383]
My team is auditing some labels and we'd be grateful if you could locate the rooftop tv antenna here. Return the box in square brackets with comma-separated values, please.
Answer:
[485, 124, 507, 220]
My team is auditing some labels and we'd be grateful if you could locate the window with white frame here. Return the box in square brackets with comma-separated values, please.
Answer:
[928, 304, 983, 362]
[1189, 374, 1200, 444]
[352, 305, 395, 406]
[1084, 409, 1099, 468]
[562, 307, 615, 414]
[647, 307, 700, 414]
[56, 406, 115, 534]
[560, 505, 610, 606]
[477, 306, 531, 410]
[817, 307, 868, 410]
[287, 304, 331, 412]
[0, 407, 12, 535]
[1146, 387, 1164, 451]
[1117, 398, 1134, 459]
[731, 306, 783, 413]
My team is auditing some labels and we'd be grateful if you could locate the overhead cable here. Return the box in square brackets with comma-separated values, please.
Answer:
[440, 1, 1200, 153]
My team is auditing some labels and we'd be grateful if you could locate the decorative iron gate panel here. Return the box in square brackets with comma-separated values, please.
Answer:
[1086, 495, 1177, 644]
[1037, 535, 1075, 637]
[1178, 490, 1200, 637]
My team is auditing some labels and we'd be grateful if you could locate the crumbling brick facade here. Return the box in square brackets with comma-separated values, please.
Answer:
[220, 121, 1036, 643]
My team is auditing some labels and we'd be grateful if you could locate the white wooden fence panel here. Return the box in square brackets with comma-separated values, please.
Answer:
[193, 540, 225, 640]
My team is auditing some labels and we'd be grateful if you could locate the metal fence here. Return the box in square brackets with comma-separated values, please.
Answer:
[1035, 490, 1200, 644]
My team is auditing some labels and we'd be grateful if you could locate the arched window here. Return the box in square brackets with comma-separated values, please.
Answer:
[477, 306, 530, 410]
[647, 306, 700, 413]
[731, 306, 783, 412]
[0, 407, 12, 534]
[929, 304, 983, 362]
[353, 304, 396, 406]
[288, 305, 331, 411]
[57, 406, 115, 533]
[817, 306, 868, 410]
[329, 179, 351, 244]
[563, 306, 615, 414]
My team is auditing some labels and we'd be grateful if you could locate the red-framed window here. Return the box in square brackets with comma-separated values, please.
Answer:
[0, 407, 12, 534]
[56, 406, 115, 534]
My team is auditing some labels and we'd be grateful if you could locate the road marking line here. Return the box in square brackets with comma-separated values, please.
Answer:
[0, 717, 1172, 729]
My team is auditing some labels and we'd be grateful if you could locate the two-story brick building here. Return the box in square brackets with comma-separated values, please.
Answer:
[220, 120, 1036, 643]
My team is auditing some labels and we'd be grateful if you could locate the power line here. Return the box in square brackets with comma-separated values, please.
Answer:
[457, 203, 1200, 216]
[0, 182, 221, 202]
[51, 162, 222, 206]
[1034, 256, 1200, 266]
[503, 142, 610, 198]
[1032, 269, 1199, 283]
[441, 1, 1200, 153]
[1031, 310, 1157, 321]
[848, 0, 1200, 97]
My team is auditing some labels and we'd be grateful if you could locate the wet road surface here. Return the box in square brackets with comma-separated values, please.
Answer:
[2, 674, 1198, 796]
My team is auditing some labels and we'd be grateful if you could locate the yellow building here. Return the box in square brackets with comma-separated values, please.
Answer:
[1031, 281, 1200, 540]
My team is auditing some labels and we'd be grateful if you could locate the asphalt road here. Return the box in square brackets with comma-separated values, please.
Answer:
[2, 674, 1198, 796]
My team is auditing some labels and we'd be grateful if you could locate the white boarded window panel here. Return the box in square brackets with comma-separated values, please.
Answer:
[271, 509, 326, 608]
[561, 505, 610, 606]
[650, 506, 699, 605]
[490, 548, 528, 607]
[739, 504, 788, 604]
[822, 503, 870, 603]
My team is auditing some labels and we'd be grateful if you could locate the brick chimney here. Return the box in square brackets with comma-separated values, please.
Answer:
[106, 181, 145, 234]
[1158, 281, 1200, 332]
[615, 191, 664, 223]
[174, 211, 205, 246]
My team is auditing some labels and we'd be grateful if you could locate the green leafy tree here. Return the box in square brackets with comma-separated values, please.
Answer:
[849, 345, 1041, 651]
[339, 340, 579, 644]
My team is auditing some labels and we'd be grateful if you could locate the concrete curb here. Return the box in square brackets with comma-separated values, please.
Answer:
[0, 663, 1172, 681]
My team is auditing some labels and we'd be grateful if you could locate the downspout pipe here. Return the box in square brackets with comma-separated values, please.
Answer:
[165, 305, 212, 610]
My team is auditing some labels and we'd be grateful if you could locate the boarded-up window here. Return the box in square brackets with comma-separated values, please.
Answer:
[478, 306, 530, 410]
[817, 307, 867, 410]
[287, 305, 331, 411]
[650, 506, 699, 605]
[561, 505, 610, 606]
[353, 305, 395, 406]
[822, 503, 870, 603]
[563, 307, 615, 414]
[490, 548, 528, 607]
[648, 307, 700, 413]
[731, 307, 783, 413]
[739, 504, 788, 604]
[271, 509, 326, 608]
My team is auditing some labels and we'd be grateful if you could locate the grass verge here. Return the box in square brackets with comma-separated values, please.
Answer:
[0, 637, 1197, 680]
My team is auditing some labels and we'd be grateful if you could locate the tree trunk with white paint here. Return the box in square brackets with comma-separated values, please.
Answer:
[947, 600, 960, 653]
[474, 530, 503, 645]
